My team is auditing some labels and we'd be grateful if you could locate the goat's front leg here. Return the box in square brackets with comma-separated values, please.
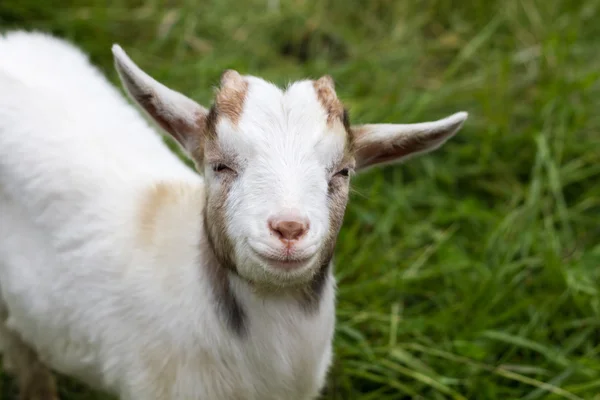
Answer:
[0, 319, 59, 400]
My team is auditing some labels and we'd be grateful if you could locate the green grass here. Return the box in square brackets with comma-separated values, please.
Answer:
[1, 0, 599, 398]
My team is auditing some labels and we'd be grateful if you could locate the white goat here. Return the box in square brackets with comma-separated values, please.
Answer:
[0, 30, 467, 400]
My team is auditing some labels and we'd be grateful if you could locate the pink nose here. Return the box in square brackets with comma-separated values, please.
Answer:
[268, 214, 309, 241]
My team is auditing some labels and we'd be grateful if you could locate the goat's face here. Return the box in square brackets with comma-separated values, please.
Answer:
[113, 45, 468, 288]
[199, 73, 353, 287]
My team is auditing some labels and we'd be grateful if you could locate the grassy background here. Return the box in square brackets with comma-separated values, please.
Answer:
[1, 0, 599, 399]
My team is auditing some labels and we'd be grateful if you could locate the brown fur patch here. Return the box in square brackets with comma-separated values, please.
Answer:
[205, 105, 219, 136]
[138, 182, 173, 246]
[214, 70, 249, 126]
[313, 75, 345, 125]
[352, 124, 452, 169]
[120, 67, 205, 150]
[187, 108, 210, 164]
[341, 108, 356, 160]
[202, 167, 238, 274]
[200, 141, 247, 334]
[300, 172, 351, 311]
[203, 227, 247, 336]
[137, 182, 204, 246]
[135, 92, 189, 146]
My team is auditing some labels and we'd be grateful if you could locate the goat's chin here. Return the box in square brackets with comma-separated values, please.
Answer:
[235, 256, 320, 291]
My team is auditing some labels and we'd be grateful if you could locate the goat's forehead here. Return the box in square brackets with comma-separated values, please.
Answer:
[243, 77, 328, 128]
[214, 76, 347, 157]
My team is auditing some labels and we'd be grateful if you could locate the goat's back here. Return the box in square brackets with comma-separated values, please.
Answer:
[0, 30, 198, 196]
[0, 30, 200, 233]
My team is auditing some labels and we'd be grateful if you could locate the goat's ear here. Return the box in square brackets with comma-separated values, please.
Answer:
[352, 112, 468, 171]
[111, 44, 208, 155]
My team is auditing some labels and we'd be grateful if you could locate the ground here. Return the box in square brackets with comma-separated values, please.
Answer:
[0, 0, 599, 399]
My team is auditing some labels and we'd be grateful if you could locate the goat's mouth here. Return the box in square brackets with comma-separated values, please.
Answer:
[251, 250, 315, 271]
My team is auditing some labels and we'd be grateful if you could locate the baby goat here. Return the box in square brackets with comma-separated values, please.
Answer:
[0, 31, 467, 399]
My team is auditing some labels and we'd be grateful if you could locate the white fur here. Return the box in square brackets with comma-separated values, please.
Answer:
[0, 30, 467, 400]
[0, 31, 334, 399]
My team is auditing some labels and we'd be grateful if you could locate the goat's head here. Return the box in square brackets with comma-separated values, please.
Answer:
[112, 45, 467, 289]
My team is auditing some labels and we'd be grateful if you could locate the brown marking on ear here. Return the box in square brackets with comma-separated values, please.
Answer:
[135, 92, 189, 146]
[214, 70, 249, 126]
[313, 75, 345, 125]
[129, 88, 205, 152]
[352, 124, 453, 168]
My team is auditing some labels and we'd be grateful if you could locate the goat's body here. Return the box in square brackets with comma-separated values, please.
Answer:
[0, 31, 334, 399]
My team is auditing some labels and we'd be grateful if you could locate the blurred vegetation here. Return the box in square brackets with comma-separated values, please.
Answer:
[1, 0, 599, 399]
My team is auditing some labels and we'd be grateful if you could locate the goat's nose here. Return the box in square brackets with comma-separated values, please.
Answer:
[268, 214, 309, 241]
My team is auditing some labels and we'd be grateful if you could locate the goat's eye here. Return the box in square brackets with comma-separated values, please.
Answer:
[212, 163, 233, 173]
[335, 168, 350, 177]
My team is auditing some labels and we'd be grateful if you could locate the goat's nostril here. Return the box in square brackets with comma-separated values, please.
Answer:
[269, 219, 309, 241]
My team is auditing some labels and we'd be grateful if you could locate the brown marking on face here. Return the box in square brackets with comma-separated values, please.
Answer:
[175, 95, 246, 334]
[340, 108, 357, 162]
[187, 108, 209, 160]
[204, 247, 247, 336]
[313, 75, 345, 126]
[300, 166, 352, 312]
[203, 167, 238, 275]
[188, 105, 220, 171]
[201, 216, 247, 336]
[343, 108, 355, 143]
[297, 105, 354, 310]
[200, 138, 247, 334]
[214, 70, 249, 126]
[201, 106, 220, 141]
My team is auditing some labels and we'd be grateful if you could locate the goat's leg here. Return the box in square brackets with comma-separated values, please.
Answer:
[0, 316, 59, 400]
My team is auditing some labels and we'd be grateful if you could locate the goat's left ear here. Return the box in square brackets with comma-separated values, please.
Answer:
[352, 111, 468, 171]
[111, 44, 209, 156]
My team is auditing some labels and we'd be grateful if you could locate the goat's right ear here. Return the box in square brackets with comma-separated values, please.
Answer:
[111, 44, 208, 156]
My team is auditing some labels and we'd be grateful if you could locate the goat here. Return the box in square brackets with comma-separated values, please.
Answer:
[0, 30, 467, 400]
